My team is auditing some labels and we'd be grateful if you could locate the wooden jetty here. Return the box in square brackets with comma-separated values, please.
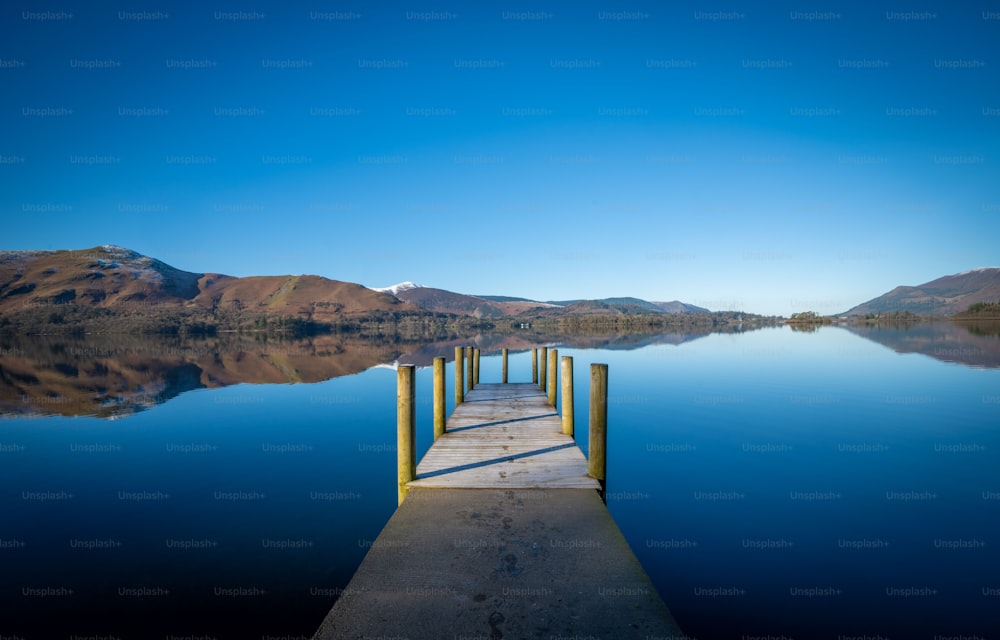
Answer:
[312, 349, 684, 640]
[407, 382, 594, 490]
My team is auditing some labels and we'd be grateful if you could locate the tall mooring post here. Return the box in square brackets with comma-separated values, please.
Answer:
[397, 365, 416, 505]
[473, 348, 480, 386]
[531, 348, 538, 384]
[547, 348, 558, 406]
[589, 363, 608, 501]
[465, 346, 474, 392]
[539, 347, 548, 393]
[454, 347, 464, 406]
[433, 357, 445, 441]
[501, 348, 509, 384]
[561, 356, 574, 437]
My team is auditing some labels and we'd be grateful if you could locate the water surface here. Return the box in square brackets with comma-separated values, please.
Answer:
[1, 324, 997, 638]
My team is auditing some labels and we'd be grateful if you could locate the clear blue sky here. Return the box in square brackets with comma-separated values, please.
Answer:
[2, 1, 998, 315]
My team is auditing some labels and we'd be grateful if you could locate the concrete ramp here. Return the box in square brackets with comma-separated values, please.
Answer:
[312, 487, 685, 639]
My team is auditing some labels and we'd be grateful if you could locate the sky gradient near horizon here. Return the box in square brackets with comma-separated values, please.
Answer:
[2, 1, 999, 315]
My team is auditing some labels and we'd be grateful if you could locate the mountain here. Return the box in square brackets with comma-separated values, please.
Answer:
[373, 281, 423, 296]
[542, 297, 710, 315]
[842, 268, 1000, 316]
[194, 273, 409, 319]
[394, 286, 507, 317]
[0, 245, 201, 307]
[532, 299, 657, 317]
[652, 300, 711, 314]
[477, 295, 549, 303]
[575, 297, 664, 313]
[385, 287, 712, 318]
[472, 294, 562, 314]
[0, 245, 414, 321]
[394, 286, 570, 317]
[0, 246, 725, 332]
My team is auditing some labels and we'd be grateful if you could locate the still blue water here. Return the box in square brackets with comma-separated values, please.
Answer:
[1, 325, 998, 639]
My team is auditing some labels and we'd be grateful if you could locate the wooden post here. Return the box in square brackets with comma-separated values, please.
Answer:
[473, 348, 480, 386]
[547, 348, 558, 406]
[397, 365, 416, 505]
[454, 347, 464, 405]
[589, 363, 608, 501]
[465, 346, 474, 392]
[561, 356, 574, 437]
[539, 347, 547, 392]
[501, 348, 508, 384]
[531, 348, 538, 384]
[433, 357, 445, 441]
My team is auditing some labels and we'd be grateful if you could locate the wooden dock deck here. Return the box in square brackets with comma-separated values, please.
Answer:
[312, 354, 684, 639]
[409, 383, 601, 490]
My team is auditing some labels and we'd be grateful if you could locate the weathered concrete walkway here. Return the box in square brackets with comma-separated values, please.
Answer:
[312, 382, 684, 639]
[410, 383, 601, 490]
[312, 488, 684, 639]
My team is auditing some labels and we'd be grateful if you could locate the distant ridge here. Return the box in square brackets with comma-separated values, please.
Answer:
[386, 288, 715, 318]
[842, 268, 1000, 316]
[543, 297, 709, 314]
[547, 297, 663, 312]
[1, 246, 739, 331]
[394, 286, 504, 317]
[477, 295, 554, 304]
[652, 300, 711, 314]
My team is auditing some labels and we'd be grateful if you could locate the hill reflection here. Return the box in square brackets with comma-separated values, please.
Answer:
[842, 320, 1000, 368]
[0, 334, 407, 419]
[0, 328, 734, 419]
[6, 321, 992, 418]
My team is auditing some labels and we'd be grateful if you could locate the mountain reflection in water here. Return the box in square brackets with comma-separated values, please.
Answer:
[843, 320, 1000, 368]
[2, 321, 996, 418]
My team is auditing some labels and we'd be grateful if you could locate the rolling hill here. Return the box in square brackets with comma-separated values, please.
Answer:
[392, 286, 563, 317]
[0, 245, 415, 321]
[841, 268, 1000, 316]
[533, 297, 710, 317]
[652, 300, 711, 314]
[0, 245, 200, 308]
[393, 286, 507, 318]
[1, 246, 747, 335]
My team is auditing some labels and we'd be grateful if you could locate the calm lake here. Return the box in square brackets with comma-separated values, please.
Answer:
[1, 322, 998, 639]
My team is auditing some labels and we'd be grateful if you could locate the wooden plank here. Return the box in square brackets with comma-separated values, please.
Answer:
[311, 382, 686, 639]
[311, 488, 685, 639]
[408, 383, 600, 490]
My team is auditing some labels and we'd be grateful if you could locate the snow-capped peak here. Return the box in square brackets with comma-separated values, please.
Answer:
[373, 281, 423, 296]
[99, 245, 144, 261]
[956, 267, 1000, 276]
